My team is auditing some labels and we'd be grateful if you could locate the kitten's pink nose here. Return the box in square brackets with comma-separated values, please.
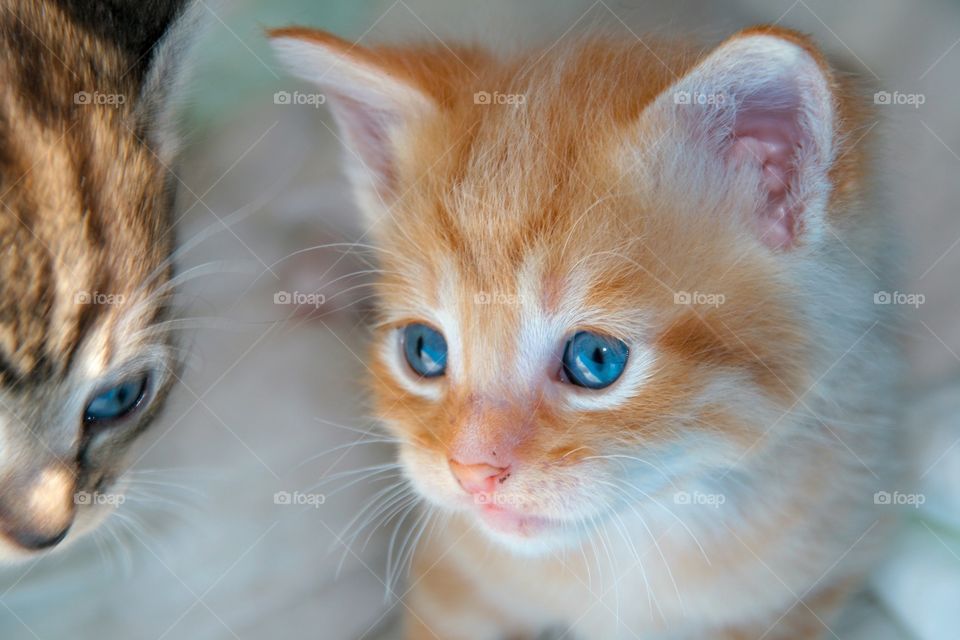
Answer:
[449, 460, 510, 495]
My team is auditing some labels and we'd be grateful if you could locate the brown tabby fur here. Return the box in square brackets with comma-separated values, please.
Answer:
[0, 0, 197, 559]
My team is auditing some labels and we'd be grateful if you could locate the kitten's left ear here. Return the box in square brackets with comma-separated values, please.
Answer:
[267, 28, 439, 219]
[135, 0, 210, 165]
[643, 28, 836, 250]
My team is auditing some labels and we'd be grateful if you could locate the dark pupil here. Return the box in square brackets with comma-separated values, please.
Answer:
[416, 335, 426, 357]
[590, 346, 606, 365]
[115, 386, 132, 404]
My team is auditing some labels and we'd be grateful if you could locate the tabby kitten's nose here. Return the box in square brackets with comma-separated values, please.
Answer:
[7, 524, 71, 550]
[0, 466, 76, 551]
[449, 460, 510, 495]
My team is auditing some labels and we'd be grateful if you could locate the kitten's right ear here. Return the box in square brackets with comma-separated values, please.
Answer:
[268, 28, 438, 216]
[638, 28, 836, 251]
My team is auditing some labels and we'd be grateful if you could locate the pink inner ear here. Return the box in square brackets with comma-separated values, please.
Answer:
[727, 101, 809, 250]
[328, 92, 399, 195]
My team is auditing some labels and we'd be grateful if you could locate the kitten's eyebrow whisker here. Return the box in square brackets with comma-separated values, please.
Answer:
[559, 192, 623, 260]
[239, 242, 417, 306]
[277, 282, 388, 336]
[131, 317, 237, 341]
[143, 165, 299, 293]
[153, 260, 256, 299]
[269, 242, 404, 268]
[314, 279, 384, 299]
[290, 292, 384, 327]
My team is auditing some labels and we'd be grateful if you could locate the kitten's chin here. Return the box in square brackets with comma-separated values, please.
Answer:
[467, 505, 578, 556]
[0, 536, 73, 565]
[0, 504, 116, 565]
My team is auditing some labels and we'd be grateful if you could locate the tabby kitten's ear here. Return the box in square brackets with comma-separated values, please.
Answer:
[642, 28, 835, 250]
[267, 29, 439, 219]
[136, 0, 210, 165]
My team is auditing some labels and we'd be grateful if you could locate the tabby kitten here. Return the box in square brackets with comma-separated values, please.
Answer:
[271, 25, 901, 639]
[0, 0, 201, 561]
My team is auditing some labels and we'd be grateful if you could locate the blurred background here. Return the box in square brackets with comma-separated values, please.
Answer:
[1, 0, 958, 638]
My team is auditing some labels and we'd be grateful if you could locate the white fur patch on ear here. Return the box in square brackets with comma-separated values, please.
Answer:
[648, 34, 834, 250]
[269, 34, 436, 214]
[137, 0, 211, 165]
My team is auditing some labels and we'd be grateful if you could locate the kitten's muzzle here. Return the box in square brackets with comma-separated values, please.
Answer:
[0, 464, 77, 552]
[6, 521, 71, 550]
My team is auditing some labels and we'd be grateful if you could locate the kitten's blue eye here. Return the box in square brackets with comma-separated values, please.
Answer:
[84, 376, 148, 423]
[562, 331, 629, 389]
[403, 323, 447, 378]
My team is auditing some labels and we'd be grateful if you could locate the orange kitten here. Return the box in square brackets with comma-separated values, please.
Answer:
[270, 25, 902, 639]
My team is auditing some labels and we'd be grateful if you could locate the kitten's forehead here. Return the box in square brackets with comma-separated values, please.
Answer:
[0, 69, 172, 384]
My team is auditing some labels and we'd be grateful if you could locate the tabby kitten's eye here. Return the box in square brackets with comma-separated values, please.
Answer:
[402, 323, 447, 378]
[561, 331, 629, 389]
[84, 375, 149, 424]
